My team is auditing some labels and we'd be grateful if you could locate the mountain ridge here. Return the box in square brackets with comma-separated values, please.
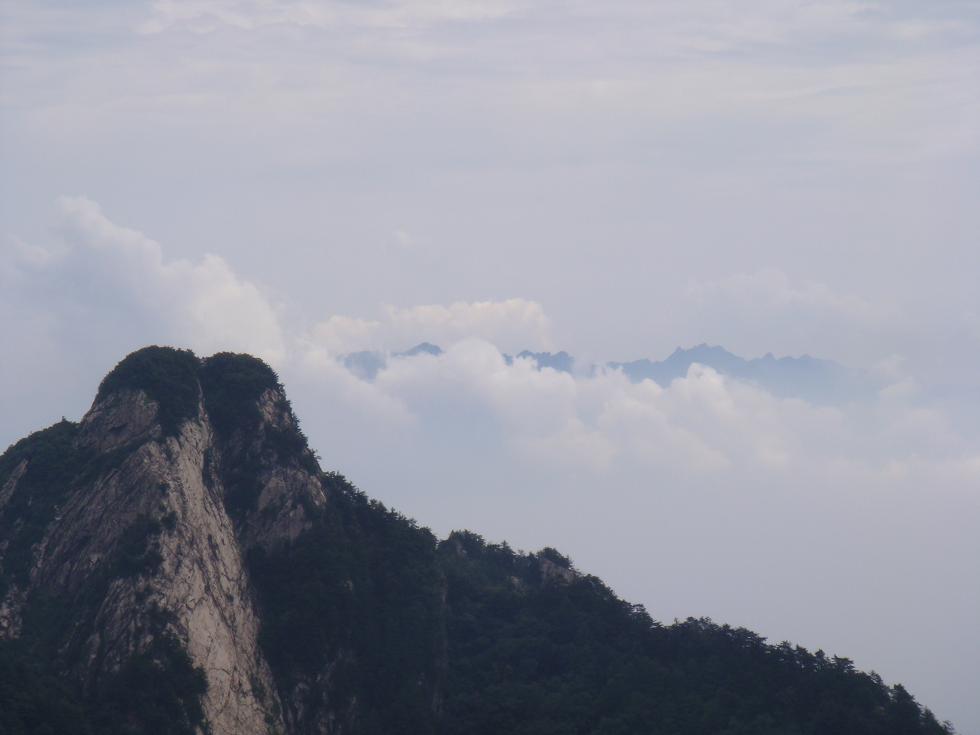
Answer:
[338, 342, 875, 404]
[607, 343, 873, 403]
[0, 346, 952, 734]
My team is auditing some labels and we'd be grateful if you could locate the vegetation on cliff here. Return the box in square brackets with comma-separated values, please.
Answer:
[96, 346, 201, 436]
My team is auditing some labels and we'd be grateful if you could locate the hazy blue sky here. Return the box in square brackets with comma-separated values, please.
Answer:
[2, 1, 979, 731]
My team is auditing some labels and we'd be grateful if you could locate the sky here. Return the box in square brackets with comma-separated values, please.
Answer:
[2, 0, 979, 731]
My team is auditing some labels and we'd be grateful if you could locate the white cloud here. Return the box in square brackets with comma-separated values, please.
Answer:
[138, 0, 519, 35]
[310, 298, 552, 354]
[379, 338, 578, 435]
[7, 197, 287, 365]
[687, 268, 891, 326]
[308, 315, 382, 354]
[134, 0, 870, 47]
[392, 229, 414, 250]
[386, 299, 552, 352]
[681, 268, 903, 364]
[289, 344, 414, 429]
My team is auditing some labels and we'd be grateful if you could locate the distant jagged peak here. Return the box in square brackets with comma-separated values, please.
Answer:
[659, 343, 747, 372]
[395, 342, 443, 358]
[612, 343, 846, 372]
[506, 350, 574, 373]
[667, 342, 738, 359]
[341, 349, 387, 381]
[609, 344, 872, 404]
[339, 342, 577, 380]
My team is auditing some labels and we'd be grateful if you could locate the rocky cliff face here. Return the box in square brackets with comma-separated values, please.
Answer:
[0, 348, 359, 734]
[0, 347, 955, 735]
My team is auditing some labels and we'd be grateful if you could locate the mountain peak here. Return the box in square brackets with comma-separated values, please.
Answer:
[396, 342, 443, 357]
[2, 346, 326, 733]
[670, 343, 739, 360]
[94, 346, 292, 438]
[96, 346, 202, 435]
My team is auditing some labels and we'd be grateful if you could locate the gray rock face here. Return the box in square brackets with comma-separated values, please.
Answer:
[77, 387, 162, 453]
[0, 365, 330, 734]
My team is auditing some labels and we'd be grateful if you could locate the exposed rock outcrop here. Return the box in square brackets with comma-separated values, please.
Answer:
[0, 348, 329, 734]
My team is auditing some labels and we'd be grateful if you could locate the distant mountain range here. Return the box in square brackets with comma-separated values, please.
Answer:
[340, 343, 877, 403]
[607, 344, 876, 403]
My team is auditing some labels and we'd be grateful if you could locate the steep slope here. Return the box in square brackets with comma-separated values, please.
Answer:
[0, 347, 953, 735]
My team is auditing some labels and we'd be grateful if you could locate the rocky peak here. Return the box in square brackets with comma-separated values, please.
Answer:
[95, 346, 203, 436]
[0, 346, 333, 734]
